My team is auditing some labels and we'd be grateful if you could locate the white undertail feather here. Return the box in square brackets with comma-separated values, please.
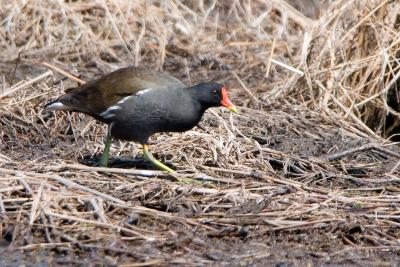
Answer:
[44, 102, 70, 111]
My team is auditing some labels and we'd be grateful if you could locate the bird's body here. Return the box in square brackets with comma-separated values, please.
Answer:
[101, 85, 206, 144]
[44, 66, 237, 171]
[46, 67, 185, 117]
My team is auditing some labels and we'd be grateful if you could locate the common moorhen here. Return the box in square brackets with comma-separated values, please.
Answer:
[44, 66, 237, 172]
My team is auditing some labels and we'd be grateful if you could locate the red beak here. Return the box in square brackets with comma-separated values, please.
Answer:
[221, 87, 238, 113]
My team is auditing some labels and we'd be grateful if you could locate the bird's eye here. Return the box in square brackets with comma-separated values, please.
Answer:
[212, 90, 217, 95]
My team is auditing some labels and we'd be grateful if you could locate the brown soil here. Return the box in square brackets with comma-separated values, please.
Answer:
[1, 1, 400, 266]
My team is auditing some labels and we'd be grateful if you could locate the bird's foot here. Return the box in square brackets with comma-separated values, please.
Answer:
[79, 157, 104, 167]
[174, 176, 202, 185]
[80, 156, 151, 168]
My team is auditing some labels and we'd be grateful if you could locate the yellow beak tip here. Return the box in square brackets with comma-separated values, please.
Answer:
[229, 106, 238, 114]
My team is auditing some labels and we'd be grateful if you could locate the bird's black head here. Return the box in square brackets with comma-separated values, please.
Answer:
[190, 82, 237, 113]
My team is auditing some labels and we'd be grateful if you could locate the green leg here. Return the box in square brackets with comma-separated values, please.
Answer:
[100, 130, 112, 167]
[143, 145, 201, 184]
[143, 144, 174, 173]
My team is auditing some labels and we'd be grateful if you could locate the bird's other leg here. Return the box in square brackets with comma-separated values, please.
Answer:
[143, 144, 174, 173]
[100, 125, 113, 167]
[143, 145, 201, 185]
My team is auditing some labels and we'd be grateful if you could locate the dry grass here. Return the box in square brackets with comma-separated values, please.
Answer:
[1, 0, 400, 265]
[284, 0, 400, 137]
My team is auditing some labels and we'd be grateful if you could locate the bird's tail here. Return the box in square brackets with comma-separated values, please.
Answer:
[43, 97, 71, 111]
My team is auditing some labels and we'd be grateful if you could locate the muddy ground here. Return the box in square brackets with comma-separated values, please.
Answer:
[1, 82, 400, 266]
[1, 1, 400, 265]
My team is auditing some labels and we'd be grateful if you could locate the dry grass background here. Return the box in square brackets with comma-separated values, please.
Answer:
[1, 0, 400, 265]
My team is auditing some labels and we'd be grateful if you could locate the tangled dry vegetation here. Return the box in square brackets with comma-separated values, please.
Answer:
[1, 0, 400, 265]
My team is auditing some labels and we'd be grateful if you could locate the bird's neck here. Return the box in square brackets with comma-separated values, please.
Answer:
[185, 84, 211, 111]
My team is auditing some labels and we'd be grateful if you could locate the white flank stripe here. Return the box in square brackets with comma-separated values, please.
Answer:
[102, 113, 115, 119]
[100, 89, 151, 119]
[100, 104, 123, 119]
[136, 88, 152, 96]
[100, 110, 110, 117]
[107, 105, 122, 111]
[117, 95, 135, 105]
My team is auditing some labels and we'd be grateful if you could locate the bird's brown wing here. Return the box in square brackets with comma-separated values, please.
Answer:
[58, 67, 185, 115]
